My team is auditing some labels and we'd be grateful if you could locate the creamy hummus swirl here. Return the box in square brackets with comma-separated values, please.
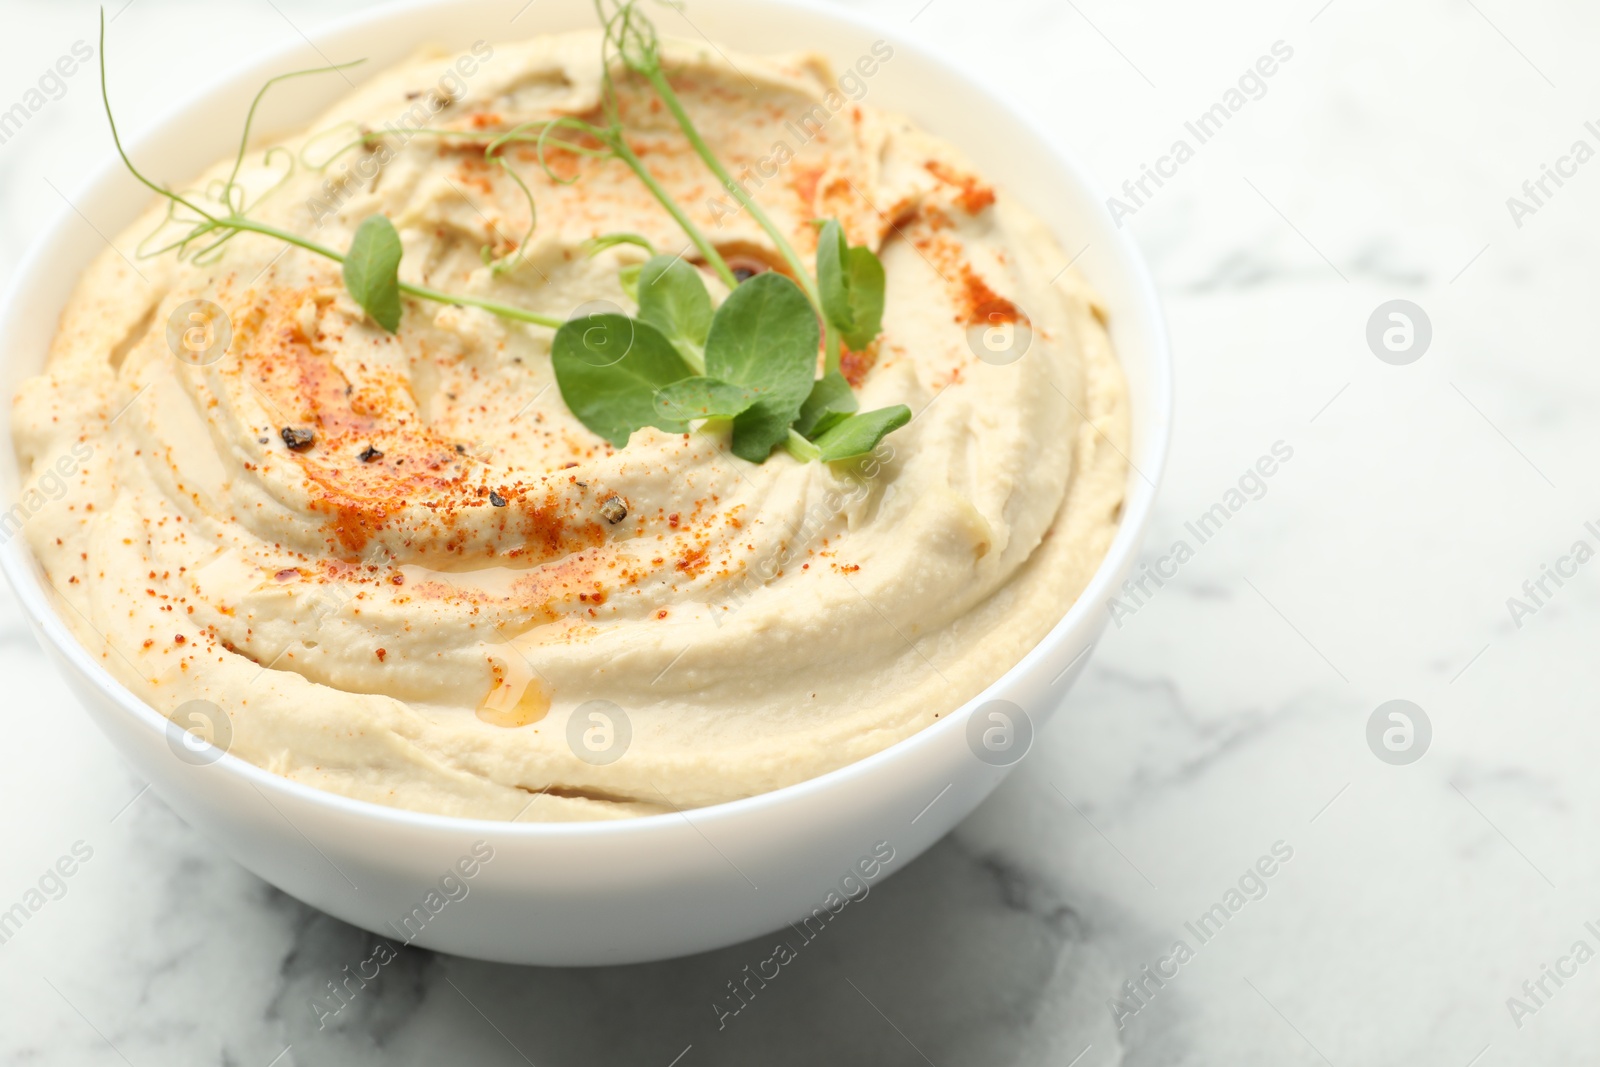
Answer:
[13, 31, 1129, 820]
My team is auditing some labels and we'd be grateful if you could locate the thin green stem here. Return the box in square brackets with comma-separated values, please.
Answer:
[397, 280, 563, 328]
[644, 67, 819, 308]
[583, 232, 657, 257]
[100, 10, 219, 229]
[611, 136, 738, 289]
[226, 59, 365, 192]
[101, 12, 561, 333]
[783, 428, 821, 462]
[486, 155, 537, 274]
[219, 217, 342, 260]
[224, 218, 562, 328]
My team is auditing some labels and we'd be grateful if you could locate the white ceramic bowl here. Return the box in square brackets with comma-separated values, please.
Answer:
[0, 0, 1170, 965]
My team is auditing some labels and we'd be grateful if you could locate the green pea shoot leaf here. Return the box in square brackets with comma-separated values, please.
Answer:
[811, 404, 911, 462]
[552, 313, 694, 447]
[704, 272, 820, 462]
[343, 215, 404, 333]
[816, 219, 885, 352]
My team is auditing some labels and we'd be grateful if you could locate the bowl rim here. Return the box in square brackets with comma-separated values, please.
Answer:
[0, 0, 1172, 839]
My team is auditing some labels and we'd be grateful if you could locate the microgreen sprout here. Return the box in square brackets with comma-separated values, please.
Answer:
[100, 0, 910, 465]
[99, 9, 562, 330]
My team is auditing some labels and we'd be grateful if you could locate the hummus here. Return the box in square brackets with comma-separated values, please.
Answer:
[13, 31, 1129, 820]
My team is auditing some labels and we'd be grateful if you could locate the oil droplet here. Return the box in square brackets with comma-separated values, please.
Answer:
[477, 655, 550, 728]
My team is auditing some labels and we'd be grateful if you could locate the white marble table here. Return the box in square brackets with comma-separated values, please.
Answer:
[2, 0, 1596, 1062]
